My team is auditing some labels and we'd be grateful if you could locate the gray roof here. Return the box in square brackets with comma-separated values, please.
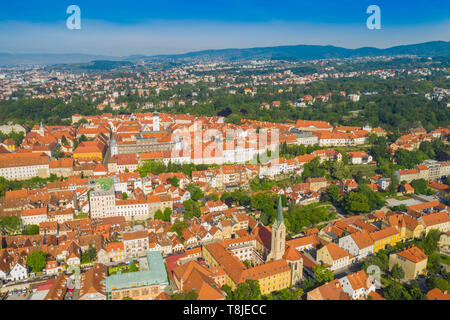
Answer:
[105, 251, 168, 292]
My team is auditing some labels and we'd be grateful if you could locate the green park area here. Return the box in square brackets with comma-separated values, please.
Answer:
[95, 177, 114, 190]
[109, 261, 140, 275]
[348, 164, 378, 177]
[334, 145, 372, 154]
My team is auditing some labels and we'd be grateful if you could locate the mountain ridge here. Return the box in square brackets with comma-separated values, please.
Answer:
[0, 41, 448, 66]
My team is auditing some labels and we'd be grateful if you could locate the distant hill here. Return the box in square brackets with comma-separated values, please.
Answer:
[151, 41, 450, 61]
[46, 60, 135, 72]
[0, 53, 117, 66]
[1, 41, 449, 66]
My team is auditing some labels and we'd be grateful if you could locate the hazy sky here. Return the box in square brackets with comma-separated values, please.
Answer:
[1, 0, 449, 56]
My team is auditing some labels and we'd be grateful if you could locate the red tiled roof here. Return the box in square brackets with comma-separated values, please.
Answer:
[395, 246, 427, 263]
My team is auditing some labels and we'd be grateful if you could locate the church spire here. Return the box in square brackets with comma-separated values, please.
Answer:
[267, 195, 286, 262]
[39, 122, 44, 136]
[275, 196, 284, 228]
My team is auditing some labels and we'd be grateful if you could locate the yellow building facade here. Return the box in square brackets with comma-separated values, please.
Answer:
[202, 242, 292, 295]
[389, 246, 428, 280]
[370, 227, 400, 253]
[73, 151, 103, 161]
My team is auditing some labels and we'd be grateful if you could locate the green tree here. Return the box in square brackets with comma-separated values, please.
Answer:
[154, 209, 164, 221]
[369, 135, 391, 162]
[384, 281, 411, 300]
[0, 216, 21, 235]
[301, 277, 317, 291]
[426, 274, 449, 292]
[325, 184, 341, 203]
[408, 281, 427, 300]
[205, 193, 219, 202]
[26, 251, 47, 272]
[137, 160, 167, 177]
[185, 183, 204, 201]
[286, 203, 335, 234]
[358, 184, 385, 211]
[76, 118, 88, 127]
[61, 135, 69, 146]
[163, 207, 172, 221]
[52, 146, 64, 158]
[313, 265, 334, 284]
[183, 200, 202, 219]
[328, 161, 350, 180]
[392, 204, 408, 212]
[391, 264, 405, 280]
[172, 289, 199, 300]
[81, 244, 97, 264]
[170, 219, 189, 238]
[222, 284, 234, 300]
[23, 225, 39, 235]
[230, 280, 262, 300]
[167, 176, 179, 187]
[302, 157, 326, 179]
[343, 192, 370, 213]
[395, 149, 428, 169]
[362, 250, 389, 272]
[354, 170, 365, 185]
[410, 179, 433, 195]
[278, 287, 303, 300]
[419, 141, 436, 159]
[419, 229, 441, 255]
[127, 261, 139, 273]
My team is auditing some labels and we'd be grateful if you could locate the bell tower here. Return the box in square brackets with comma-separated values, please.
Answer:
[152, 112, 160, 131]
[267, 196, 286, 261]
[39, 122, 45, 136]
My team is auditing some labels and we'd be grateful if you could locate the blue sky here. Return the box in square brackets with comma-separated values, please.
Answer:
[0, 0, 448, 56]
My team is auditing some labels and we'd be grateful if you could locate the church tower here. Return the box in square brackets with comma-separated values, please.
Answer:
[267, 196, 286, 261]
[152, 112, 160, 131]
[39, 122, 45, 136]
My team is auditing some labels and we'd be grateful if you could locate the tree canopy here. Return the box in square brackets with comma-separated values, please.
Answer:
[313, 265, 334, 284]
[26, 250, 47, 272]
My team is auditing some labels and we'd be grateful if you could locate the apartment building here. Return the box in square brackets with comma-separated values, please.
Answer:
[294, 132, 319, 146]
[339, 270, 376, 300]
[22, 207, 48, 226]
[116, 199, 149, 221]
[49, 158, 74, 177]
[123, 230, 149, 259]
[369, 227, 401, 253]
[338, 231, 374, 261]
[0, 152, 50, 180]
[89, 188, 116, 219]
[395, 160, 450, 183]
[418, 211, 450, 235]
[316, 243, 353, 271]
[348, 152, 373, 165]
[389, 246, 428, 280]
